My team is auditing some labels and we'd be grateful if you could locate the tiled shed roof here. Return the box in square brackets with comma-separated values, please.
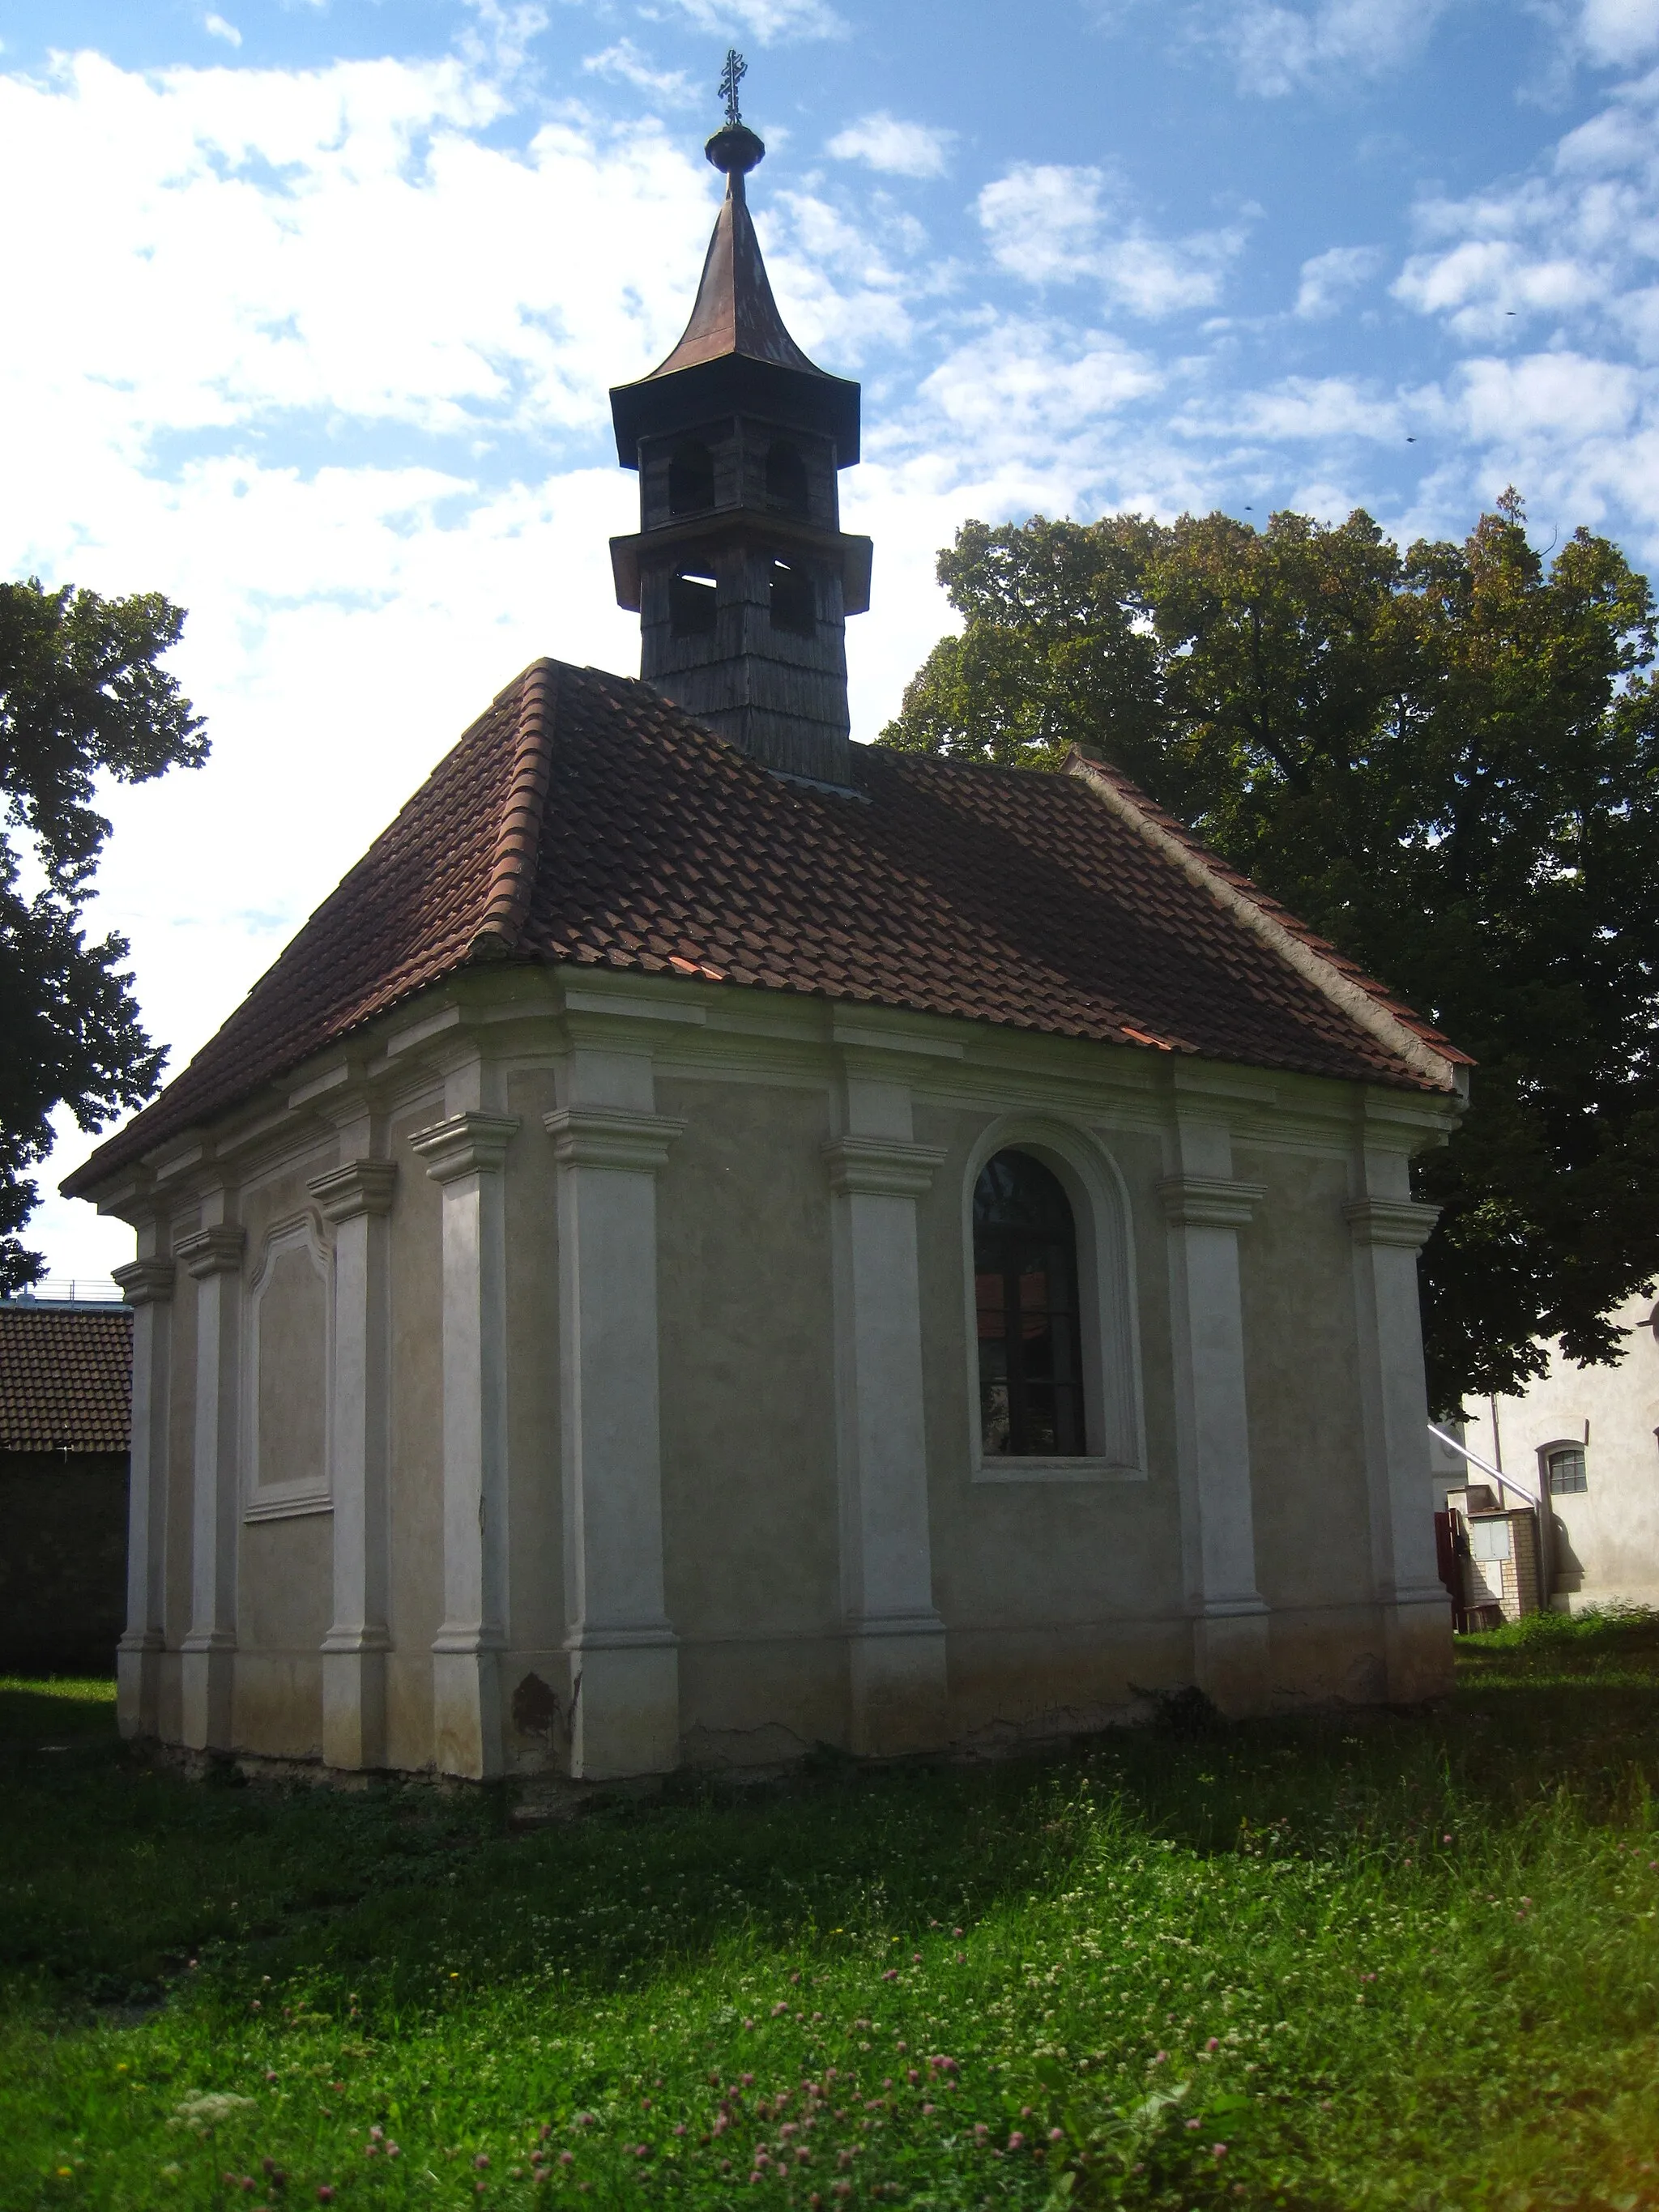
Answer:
[65, 658, 1465, 1196]
[0, 1306, 133, 1453]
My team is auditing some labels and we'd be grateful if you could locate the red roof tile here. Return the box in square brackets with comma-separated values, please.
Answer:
[65, 658, 1465, 1196]
[0, 1306, 133, 1453]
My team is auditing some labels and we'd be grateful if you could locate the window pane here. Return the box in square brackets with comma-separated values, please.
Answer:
[981, 1380, 1011, 1456]
[972, 1149, 1086, 1458]
[1548, 1448, 1587, 1494]
[1024, 1391, 1059, 1453]
[1021, 1317, 1056, 1379]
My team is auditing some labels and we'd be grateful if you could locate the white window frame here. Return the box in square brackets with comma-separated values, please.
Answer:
[241, 1209, 335, 1522]
[960, 1115, 1146, 1485]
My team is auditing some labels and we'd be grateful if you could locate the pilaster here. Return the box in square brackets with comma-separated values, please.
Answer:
[1159, 1097, 1269, 1714]
[173, 1209, 245, 1753]
[825, 1063, 948, 1755]
[1346, 1122, 1452, 1701]
[412, 1109, 518, 1779]
[112, 1245, 174, 1741]
[309, 1157, 398, 1771]
[546, 1061, 685, 1780]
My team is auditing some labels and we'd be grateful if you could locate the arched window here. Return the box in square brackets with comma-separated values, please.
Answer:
[1546, 1446, 1588, 1495]
[766, 439, 809, 516]
[667, 439, 714, 516]
[769, 560, 815, 637]
[973, 1149, 1085, 1457]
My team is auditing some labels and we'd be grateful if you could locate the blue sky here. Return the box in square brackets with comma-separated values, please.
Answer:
[7, 0, 1659, 1276]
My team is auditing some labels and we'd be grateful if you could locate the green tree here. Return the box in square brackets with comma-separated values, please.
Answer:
[1, 578, 207, 1292]
[881, 497, 1659, 1414]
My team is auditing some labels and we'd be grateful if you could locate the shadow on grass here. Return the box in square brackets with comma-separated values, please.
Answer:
[3, 1618, 1658, 2030]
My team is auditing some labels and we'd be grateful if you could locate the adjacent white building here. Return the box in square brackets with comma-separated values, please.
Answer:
[1445, 1294, 1659, 1614]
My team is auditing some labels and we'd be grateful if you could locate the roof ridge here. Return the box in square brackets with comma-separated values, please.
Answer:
[468, 658, 559, 961]
[1063, 747, 1471, 1094]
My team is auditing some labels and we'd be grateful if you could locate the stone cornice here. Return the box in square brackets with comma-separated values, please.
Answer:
[822, 1136, 947, 1199]
[410, 1111, 520, 1183]
[1158, 1174, 1267, 1230]
[1344, 1197, 1441, 1251]
[112, 1257, 177, 1307]
[173, 1225, 246, 1279]
[544, 1107, 685, 1173]
[308, 1158, 399, 1222]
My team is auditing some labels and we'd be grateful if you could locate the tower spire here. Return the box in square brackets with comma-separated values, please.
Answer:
[607, 62, 872, 788]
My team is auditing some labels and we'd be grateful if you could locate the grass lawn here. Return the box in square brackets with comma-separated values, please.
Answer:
[4, 1615, 1659, 2212]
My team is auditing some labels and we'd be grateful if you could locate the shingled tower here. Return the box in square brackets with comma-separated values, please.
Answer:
[608, 54, 870, 788]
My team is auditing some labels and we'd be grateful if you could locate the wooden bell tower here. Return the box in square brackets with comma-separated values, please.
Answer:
[608, 55, 872, 789]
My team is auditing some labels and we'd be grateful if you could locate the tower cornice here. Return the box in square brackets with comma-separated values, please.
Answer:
[610, 510, 872, 617]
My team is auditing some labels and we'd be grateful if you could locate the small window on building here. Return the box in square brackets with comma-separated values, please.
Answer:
[669, 568, 718, 637]
[1547, 1447, 1588, 1494]
[974, 1149, 1085, 1457]
[667, 440, 714, 516]
[766, 439, 809, 517]
[769, 560, 815, 636]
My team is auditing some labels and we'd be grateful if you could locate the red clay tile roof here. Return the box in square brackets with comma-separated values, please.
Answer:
[0, 1306, 133, 1453]
[65, 658, 1465, 1196]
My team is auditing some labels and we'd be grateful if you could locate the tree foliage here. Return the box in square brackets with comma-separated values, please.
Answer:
[0, 578, 207, 1291]
[879, 497, 1659, 1413]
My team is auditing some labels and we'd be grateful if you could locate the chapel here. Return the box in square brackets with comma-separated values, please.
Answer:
[67, 74, 1469, 1782]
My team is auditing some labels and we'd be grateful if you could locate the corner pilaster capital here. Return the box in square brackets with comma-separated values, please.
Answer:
[1158, 1174, 1266, 1230]
[173, 1225, 246, 1279]
[543, 1106, 684, 1172]
[308, 1158, 398, 1222]
[410, 1111, 520, 1183]
[113, 1257, 177, 1307]
[822, 1135, 947, 1199]
[1343, 1196, 1440, 1251]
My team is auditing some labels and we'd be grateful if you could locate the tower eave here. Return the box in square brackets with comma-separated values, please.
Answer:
[608, 355, 862, 470]
[610, 518, 872, 615]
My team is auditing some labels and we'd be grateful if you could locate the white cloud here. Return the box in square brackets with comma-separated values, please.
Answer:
[977, 163, 1243, 316]
[1294, 244, 1384, 318]
[455, 0, 550, 78]
[643, 0, 847, 43]
[203, 13, 242, 47]
[581, 40, 696, 103]
[1393, 66, 1659, 344]
[1576, 0, 1659, 66]
[917, 319, 1160, 454]
[758, 188, 916, 360]
[825, 111, 953, 179]
[1226, 374, 1405, 441]
[0, 51, 729, 461]
[1455, 349, 1639, 439]
[1193, 0, 1452, 96]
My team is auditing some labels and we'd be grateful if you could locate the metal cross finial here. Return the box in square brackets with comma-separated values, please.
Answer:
[719, 47, 747, 127]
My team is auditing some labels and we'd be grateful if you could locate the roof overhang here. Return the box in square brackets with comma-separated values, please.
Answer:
[609, 355, 861, 470]
[610, 513, 872, 616]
